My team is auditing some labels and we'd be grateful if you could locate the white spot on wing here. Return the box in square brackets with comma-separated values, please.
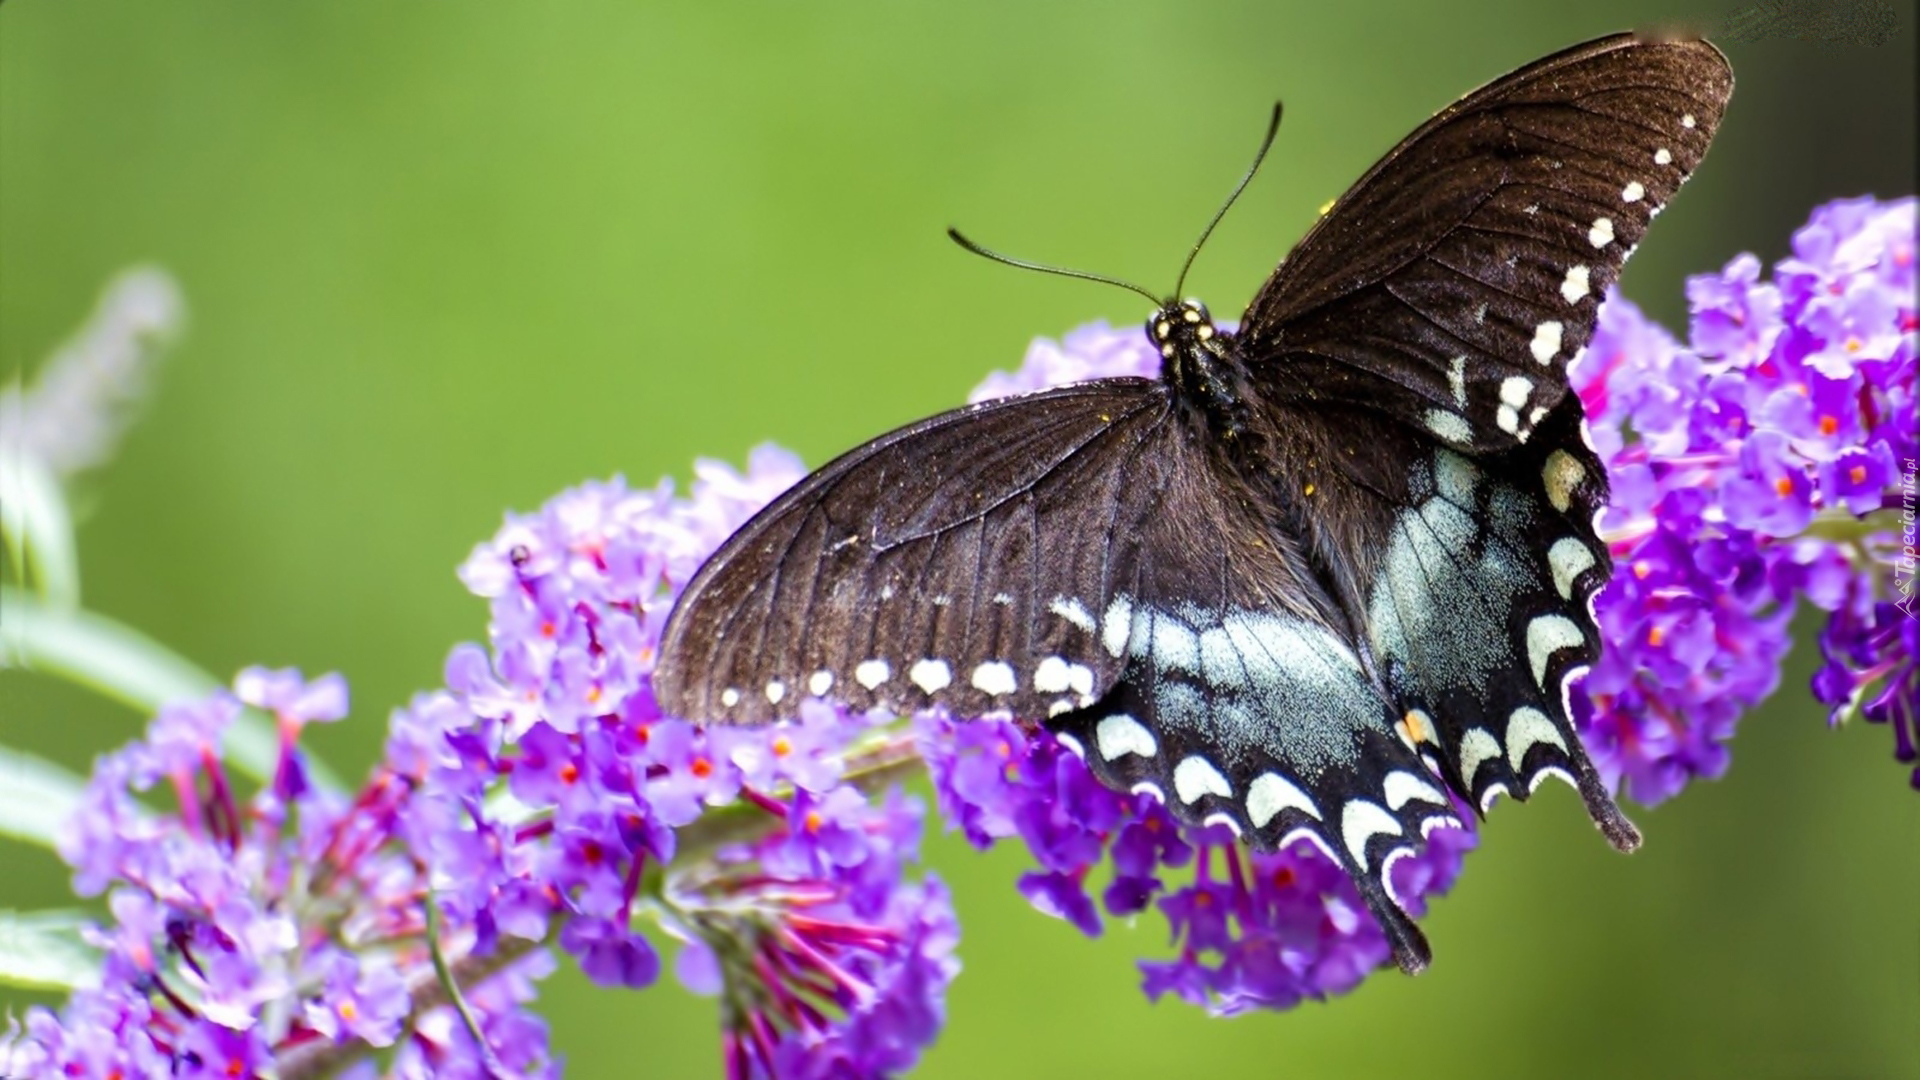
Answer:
[1681, 113, 1696, 128]
[1458, 727, 1501, 785]
[1506, 706, 1570, 771]
[1033, 656, 1072, 694]
[1066, 663, 1094, 700]
[1448, 355, 1468, 407]
[1654, 147, 1672, 165]
[1382, 770, 1447, 811]
[1202, 812, 1243, 837]
[970, 661, 1017, 697]
[1174, 756, 1232, 803]
[1560, 264, 1591, 304]
[1526, 615, 1586, 689]
[909, 658, 953, 694]
[809, 670, 833, 697]
[1530, 321, 1564, 364]
[1341, 799, 1402, 864]
[1101, 595, 1133, 658]
[1497, 375, 1534, 437]
[1049, 596, 1095, 633]
[1278, 826, 1340, 865]
[1246, 772, 1320, 827]
[1149, 615, 1201, 674]
[855, 659, 890, 690]
[721, 688, 740, 707]
[1589, 217, 1615, 249]
[1548, 537, 1596, 599]
[1528, 765, 1577, 794]
[765, 679, 786, 705]
[1096, 714, 1157, 759]
[1424, 408, 1473, 444]
[1434, 450, 1478, 503]
[1622, 181, 1645, 203]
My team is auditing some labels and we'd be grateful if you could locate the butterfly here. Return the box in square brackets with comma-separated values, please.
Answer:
[653, 32, 1732, 974]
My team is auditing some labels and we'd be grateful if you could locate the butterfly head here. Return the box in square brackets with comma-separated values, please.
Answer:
[1148, 299, 1220, 361]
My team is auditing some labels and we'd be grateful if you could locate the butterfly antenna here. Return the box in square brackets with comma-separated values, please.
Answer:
[1172, 101, 1284, 300]
[947, 228, 1163, 307]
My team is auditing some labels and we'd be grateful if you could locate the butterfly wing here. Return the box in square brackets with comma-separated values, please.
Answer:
[656, 378, 1178, 725]
[1243, 33, 1732, 451]
[1350, 399, 1628, 843]
[1045, 546, 1459, 972]
[1226, 33, 1729, 851]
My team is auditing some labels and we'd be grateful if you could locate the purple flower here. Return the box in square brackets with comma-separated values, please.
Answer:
[18, 669, 537, 1076]
[1574, 197, 1917, 802]
[969, 319, 1161, 401]
[235, 665, 349, 799]
[303, 950, 411, 1048]
[412, 447, 958, 1075]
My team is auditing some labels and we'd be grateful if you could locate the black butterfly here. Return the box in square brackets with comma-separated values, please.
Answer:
[654, 33, 1733, 974]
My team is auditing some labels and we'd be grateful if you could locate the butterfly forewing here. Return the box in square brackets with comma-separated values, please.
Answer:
[656, 379, 1176, 724]
[1244, 35, 1731, 452]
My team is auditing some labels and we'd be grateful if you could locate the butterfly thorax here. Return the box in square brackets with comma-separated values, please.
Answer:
[1149, 299, 1264, 446]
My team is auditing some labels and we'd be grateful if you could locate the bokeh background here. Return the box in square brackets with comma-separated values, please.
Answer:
[3, 2, 1916, 1077]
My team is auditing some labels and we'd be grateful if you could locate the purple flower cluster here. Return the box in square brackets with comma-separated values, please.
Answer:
[9, 668, 558, 1078]
[409, 455, 958, 1077]
[915, 712, 1476, 1014]
[1571, 196, 1916, 801]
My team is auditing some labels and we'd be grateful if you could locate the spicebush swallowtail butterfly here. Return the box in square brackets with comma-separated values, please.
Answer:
[656, 33, 1732, 973]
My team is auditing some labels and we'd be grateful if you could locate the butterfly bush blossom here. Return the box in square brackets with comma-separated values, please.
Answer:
[8, 668, 563, 1078]
[1570, 196, 1916, 799]
[8, 196, 1915, 1076]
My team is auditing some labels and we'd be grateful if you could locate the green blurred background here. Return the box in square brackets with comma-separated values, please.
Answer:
[3, 1, 1916, 1076]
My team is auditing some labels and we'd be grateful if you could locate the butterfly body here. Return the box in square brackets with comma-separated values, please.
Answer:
[654, 33, 1733, 973]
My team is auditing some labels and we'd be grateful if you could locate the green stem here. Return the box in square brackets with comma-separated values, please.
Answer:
[0, 586, 341, 792]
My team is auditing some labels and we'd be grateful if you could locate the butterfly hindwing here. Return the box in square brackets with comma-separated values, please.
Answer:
[1243, 35, 1731, 452]
[1048, 586, 1462, 970]
[1356, 400, 1630, 845]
